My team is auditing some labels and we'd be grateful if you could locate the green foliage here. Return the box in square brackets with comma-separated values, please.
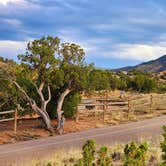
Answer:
[74, 159, 83, 166]
[57, 42, 92, 92]
[158, 83, 166, 93]
[63, 92, 81, 118]
[160, 73, 166, 80]
[97, 146, 112, 166]
[74, 139, 96, 166]
[74, 140, 113, 166]
[87, 69, 110, 91]
[124, 142, 148, 166]
[131, 73, 157, 93]
[0, 60, 23, 112]
[82, 139, 96, 166]
[18, 36, 59, 83]
[46, 162, 52, 166]
[16, 36, 91, 120]
[86, 69, 159, 93]
[161, 126, 166, 164]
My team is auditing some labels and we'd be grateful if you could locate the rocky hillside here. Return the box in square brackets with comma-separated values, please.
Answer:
[117, 55, 166, 73]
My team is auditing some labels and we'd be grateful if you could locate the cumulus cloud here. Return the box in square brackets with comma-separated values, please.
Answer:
[2, 18, 22, 28]
[0, 0, 166, 67]
[0, 0, 25, 6]
[57, 28, 166, 62]
[0, 40, 26, 60]
[0, 0, 41, 15]
[107, 43, 166, 61]
[0, 38, 165, 65]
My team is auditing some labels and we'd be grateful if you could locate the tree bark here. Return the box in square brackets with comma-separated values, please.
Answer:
[31, 101, 54, 133]
[13, 81, 54, 133]
[56, 88, 71, 128]
[35, 82, 51, 112]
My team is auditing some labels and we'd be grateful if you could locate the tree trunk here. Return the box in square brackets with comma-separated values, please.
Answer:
[13, 81, 54, 133]
[35, 82, 51, 112]
[56, 88, 71, 128]
[31, 102, 54, 133]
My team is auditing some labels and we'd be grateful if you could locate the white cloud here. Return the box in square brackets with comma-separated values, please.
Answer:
[108, 43, 166, 61]
[57, 28, 166, 62]
[57, 29, 96, 52]
[0, 0, 25, 5]
[0, 0, 41, 15]
[1, 34, 165, 64]
[92, 23, 115, 31]
[129, 18, 166, 28]
[0, 40, 26, 60]
[57, 28, 112, 54]
[3, 18, 22, 28]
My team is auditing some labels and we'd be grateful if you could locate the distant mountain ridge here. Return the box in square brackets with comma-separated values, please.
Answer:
[116, 55, 166, 73]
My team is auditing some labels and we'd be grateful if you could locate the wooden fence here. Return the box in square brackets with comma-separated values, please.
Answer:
[0, 109, 18, 133]
[76, 94, 166, 123]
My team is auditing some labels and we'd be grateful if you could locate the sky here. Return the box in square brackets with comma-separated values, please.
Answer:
[0, 0, 166, 69]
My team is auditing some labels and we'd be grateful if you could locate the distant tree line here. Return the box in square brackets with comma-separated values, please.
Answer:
[86, 69, 161, 93]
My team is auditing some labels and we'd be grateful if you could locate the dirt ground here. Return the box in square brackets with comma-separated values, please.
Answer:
[0, 109, 165, 145]
[0, 117, 99, 144]
[0, 91, 165, 145]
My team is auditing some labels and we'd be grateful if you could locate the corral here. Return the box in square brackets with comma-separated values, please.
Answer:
[76, 93, 166, 124]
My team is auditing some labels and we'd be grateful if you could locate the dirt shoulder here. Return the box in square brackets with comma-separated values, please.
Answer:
[0, 109, 165, 145]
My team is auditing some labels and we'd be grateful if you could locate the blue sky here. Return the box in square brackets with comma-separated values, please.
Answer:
[0, 0, 166, 68]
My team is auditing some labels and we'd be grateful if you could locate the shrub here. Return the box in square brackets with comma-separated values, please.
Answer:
[46, 162, 52, 166]
[124, 142, 148, 166]
[63, 92, 81, 118]
[97, 146, 112, 166]
[161, 126, 166, 164]
[74, 159, 83, 166]
[74, 139, 96, 166]
[82, 139, 96, 166]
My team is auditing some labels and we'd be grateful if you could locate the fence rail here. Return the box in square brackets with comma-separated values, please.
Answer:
[0, 109, 18, 133]
[76, 94, 166, 123]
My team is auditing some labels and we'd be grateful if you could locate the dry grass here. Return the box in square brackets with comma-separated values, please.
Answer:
[29, 136, 163, 166]
[78, 93, 166, 127]
[31, 148, 82, 166]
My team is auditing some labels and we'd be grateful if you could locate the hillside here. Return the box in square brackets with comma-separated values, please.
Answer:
[117, 55, 166, 73]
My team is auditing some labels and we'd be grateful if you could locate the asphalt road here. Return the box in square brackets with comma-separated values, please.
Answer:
[0, 115, 166, 166]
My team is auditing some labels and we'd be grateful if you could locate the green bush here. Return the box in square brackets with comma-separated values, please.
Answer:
[82, 139, 96, 166]
[131, 74, 157, 93]
[97, 146, 112, 166]
[124, 142, 148, 166]
[74, 159, 83, 166]
[46, 162, 52, 166]
[74, 140, 113, 166]
[63, 92, 81, 118]
[74, 139, 96, 166]
[161, 126, 166, 165]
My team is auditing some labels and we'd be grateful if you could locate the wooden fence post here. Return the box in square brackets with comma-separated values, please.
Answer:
[75, 106, 79, 123]
[103, 102, 106, 124]
[150, 95, 153, 113]
[14, 109, 18, 134]
[128, 98, 131, 117]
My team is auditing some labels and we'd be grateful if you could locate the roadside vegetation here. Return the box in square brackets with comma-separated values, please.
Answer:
[31, 126, 166, 166]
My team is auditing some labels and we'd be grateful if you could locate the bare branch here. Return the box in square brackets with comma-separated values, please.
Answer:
[13, 81, 33, 104]
[0, 102, 6, 109]
[46, 85, 51, 104]
[34, 82, 45, 102]
[39, 82, 44, 92]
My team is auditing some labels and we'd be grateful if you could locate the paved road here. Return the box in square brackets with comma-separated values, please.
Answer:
[0, 115, 166, 166]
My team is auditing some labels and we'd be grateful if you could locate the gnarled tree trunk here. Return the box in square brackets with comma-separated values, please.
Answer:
[13, 81, 54, 133]
[56, 88, 71, 128]
[31, 101, 54, 133]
